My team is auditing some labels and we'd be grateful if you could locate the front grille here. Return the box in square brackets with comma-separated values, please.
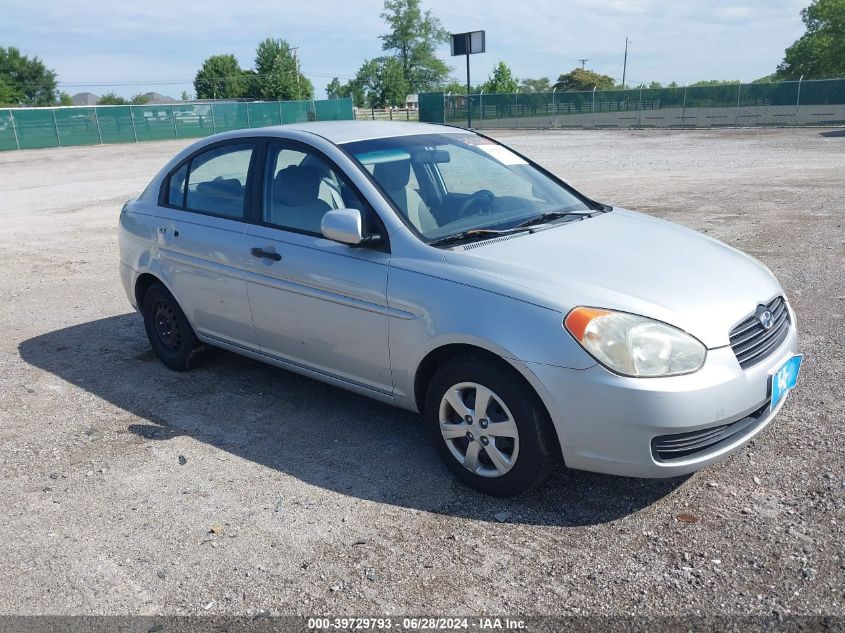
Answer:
[729, 296, 790, 369]
[651, 401, 770, 461]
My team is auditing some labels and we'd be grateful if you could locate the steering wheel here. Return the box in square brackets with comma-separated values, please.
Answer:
[457, 189, 495, 218]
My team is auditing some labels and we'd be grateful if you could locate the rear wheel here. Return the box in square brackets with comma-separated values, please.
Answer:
[424, 356, 557, 496]
[141, 282, 200, 371]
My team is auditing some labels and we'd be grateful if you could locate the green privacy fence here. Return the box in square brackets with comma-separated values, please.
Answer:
[0, 98, 353, 151]
[420, 78, 845, 128]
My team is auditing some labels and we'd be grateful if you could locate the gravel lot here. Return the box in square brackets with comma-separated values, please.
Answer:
[0, 128, 843, 617]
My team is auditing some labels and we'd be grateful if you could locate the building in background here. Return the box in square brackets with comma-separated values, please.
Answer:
[71, 92, 99, 106]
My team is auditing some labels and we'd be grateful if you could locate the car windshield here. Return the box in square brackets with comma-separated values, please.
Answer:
[341, 133, 593, 242]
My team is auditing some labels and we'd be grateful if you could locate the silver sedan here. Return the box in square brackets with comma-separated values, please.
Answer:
[118, 121, 801, 496]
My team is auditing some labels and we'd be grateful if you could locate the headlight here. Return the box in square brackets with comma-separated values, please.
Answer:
[564, 307, 706, 377]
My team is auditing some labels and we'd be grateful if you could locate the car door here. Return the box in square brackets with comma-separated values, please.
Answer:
[243, 140, 393, 395]
[154, 141, 260, 350]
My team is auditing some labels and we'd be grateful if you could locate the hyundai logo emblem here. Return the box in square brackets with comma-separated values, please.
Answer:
[756, 306, 775, 330]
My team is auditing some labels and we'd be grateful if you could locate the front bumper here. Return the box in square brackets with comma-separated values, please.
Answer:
[521, 321, 799, 478]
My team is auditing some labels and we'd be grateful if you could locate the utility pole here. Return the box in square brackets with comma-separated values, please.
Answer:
[622, 37, 630, 90]
[466, 50, 472, 128]
[290, 46, 301, 101]
[578, 58, 589, 69]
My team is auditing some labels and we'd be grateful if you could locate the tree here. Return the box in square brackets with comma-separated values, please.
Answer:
[439, 79, 469, 95]
[97, 92, 128, 105]
[753, 74, 778, 83]
[483, 61, 519, 94]
[777, 0, 845, 78]
[57, 91, 73, 106]
[690, 79, 740, 87]
[194, 54, 246, 100]
[181, 90, 191, 101]
[353, 57, 410, 108]
[253, 38, 313, 101]
[326, 78, 344, 99]
[326, 76, 366, 106]
[0, 46, 58, 106]
[0, 76, 15, 105]
[380, 0, 449, 92]
[130, 93, 150, 105]
[520, 77, 551, 93]
[554, 68, 615, 92]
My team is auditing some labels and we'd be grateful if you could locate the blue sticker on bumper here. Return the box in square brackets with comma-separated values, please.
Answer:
[771, 354, 802, 410]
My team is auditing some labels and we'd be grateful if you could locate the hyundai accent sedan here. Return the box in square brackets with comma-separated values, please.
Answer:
[118, 121, 801, 496]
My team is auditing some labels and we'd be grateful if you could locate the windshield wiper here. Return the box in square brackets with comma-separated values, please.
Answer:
[429, 210, 597, 247]
[428, 227, 525, 247]
[511, 210, 593, 230]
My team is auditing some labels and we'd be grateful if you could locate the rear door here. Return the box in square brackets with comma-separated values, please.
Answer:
[243, 140, 393, 394]
[154, 141, 259, 350]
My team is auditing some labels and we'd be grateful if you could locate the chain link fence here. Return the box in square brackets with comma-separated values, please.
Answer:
[0, 97, 354, 151]
[420, 78, 845, 129]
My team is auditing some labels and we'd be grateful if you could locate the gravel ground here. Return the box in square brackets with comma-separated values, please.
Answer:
[0, 128, 843, 617]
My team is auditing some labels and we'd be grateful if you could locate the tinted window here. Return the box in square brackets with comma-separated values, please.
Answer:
[167, 163, 188, 207]
[263, 145, 367, 235]
[184, 144, 253, 219]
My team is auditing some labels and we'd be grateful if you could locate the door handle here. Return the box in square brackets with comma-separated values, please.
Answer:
[250, 247, 282, 261]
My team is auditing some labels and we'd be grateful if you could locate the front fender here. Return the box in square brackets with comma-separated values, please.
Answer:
[387, 264, 596, 410]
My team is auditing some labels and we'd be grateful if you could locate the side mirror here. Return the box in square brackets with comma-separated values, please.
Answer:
[321, 208, 381, 246]
[321, 208, 363, 245]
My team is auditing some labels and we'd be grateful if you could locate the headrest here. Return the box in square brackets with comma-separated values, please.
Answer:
[373, 159, 411, 191]
[196, 178, 242, 198]
[274, 165, 321, 206]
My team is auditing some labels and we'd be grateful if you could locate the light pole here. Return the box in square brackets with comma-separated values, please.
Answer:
[622, 37, 630, 90]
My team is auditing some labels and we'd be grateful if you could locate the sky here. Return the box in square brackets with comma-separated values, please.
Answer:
[1, 0, 809, 100]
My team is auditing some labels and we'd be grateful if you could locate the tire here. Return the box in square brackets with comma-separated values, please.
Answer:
[424, 355, 558, 496]
[141, 282, 200, 371]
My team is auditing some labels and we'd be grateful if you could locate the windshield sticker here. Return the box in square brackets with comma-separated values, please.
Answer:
[461, 137, 495, 145]
[476, 144, 528, 165]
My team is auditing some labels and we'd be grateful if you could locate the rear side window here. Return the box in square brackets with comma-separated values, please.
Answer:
[177, 144, 253, 219]
[167, 163, 188, 207]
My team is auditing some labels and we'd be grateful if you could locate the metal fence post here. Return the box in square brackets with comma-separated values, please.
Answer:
[93, 107, 103, 145]
[245, 103, 251, 128]
[638, 83, 644, 127]
[796, 75, 804, 126]
[171, 104, 178, 139]
[129, 106, 138, 143]
[277, 100, 283, 125]
[52, 108, 62, 147]
[9, 109, 21, 150]
[735, 81, 742, 127]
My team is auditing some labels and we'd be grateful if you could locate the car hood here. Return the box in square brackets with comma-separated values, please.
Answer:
[443, 208, 783, 348]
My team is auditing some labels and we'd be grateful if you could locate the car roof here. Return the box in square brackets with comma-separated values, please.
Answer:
[250, 120, 473, 145]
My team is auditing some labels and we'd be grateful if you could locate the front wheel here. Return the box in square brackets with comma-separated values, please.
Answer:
[424, 356, 558, 496]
